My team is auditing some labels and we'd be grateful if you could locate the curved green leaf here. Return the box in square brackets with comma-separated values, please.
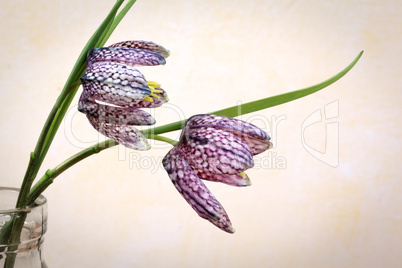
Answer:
[142, 50, 363, 136]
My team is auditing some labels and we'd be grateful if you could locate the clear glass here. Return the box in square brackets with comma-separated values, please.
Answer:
[0, 187, 47, 268]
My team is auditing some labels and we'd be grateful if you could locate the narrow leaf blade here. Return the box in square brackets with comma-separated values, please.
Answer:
[142, 51, 363, 136]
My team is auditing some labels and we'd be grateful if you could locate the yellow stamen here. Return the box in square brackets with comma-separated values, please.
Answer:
[239, 172, 246, 178]
[149, 85, 163, 94]
[143, 96, 153, 102]
[150, 93, 160, 99]
[147, 81, 161, 88]
[143, 81, 163, 102]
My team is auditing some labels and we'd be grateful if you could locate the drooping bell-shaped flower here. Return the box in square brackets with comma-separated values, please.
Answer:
[78, 40, 170, 150]
[162, 114, 272, 233]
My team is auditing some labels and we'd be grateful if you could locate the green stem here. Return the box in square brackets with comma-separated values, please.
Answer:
[16, 82, 80, 208]
[2, 213, 28, 268]
[37, 84, 81, 169]
[146, 135, 179, 146]
[27, 140, 119, 205]
[26, 134, 177, 204]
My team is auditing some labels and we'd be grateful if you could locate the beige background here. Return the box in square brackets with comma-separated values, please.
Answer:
[1, 0, 401, 267]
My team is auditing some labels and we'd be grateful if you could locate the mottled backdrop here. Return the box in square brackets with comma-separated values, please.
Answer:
[0, 0, 401, 267]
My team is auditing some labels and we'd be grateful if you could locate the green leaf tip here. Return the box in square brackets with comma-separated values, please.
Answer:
[212, 50, 364, 118]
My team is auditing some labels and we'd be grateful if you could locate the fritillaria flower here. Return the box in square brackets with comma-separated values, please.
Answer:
[78, 40, 170, 150]
[162, 114, 273, 233]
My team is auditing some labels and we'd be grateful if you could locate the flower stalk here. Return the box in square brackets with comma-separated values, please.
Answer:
[27, 140, 119, 205]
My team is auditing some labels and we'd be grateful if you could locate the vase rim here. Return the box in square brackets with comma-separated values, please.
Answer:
[0, 186, 47, 213]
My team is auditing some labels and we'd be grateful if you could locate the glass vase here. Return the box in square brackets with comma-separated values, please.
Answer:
[0, 187, 47, 268]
